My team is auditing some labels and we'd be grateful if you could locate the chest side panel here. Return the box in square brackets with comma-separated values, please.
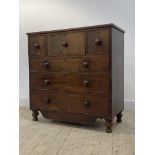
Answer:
[111, 28, 124, 117]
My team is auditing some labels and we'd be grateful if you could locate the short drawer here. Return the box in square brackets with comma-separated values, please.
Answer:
[30, 55, 110, 73]
[31, 90, 110, 116]
[87, 28, 110, 54]
[28, 35, 46, 57]
[30, 73, 110, 95]
[47, 31, 85, 56]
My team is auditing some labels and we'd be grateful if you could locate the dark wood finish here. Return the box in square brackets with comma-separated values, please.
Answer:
[30, 73, 110, 95]
[30, 55, 110, 73]
[47, 32, 85, 56]
[27, 23, 125, 35]
[28, 35, 46, 57]
[116, 111, 123, 123]
[27, 23, 124, 133]
[105, 119, 113, 133]
[111, 27, 124, 117]
[32, 110, 39, 121]
[41, 110, 96, 124]
[31, 90, 110, 116]
[87, 29, 110, 54]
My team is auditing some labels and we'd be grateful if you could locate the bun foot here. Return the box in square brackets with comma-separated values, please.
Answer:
[116, 111, 122, 123]
[105, 119, 113, 133]
[32, 110, 39, 121]
[106, 127, 112, 133]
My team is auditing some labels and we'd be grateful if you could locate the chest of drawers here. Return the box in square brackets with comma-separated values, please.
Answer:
[27, 24, 124, 133]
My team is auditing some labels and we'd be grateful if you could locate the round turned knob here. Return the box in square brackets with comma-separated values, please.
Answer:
[83, 61, 89, 68]
[95, 38, 102, 46]
[33, 43, 40, 49]
[84, 101, 90, 107]
[43, 61, 49, 68]
[83, 80, 89, 86]
[62, 41, 68, 47]
[44, 80, 50, 85]
[45, 98, 51, 103]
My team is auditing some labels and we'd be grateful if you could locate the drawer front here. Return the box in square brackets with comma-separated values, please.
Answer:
[30, 56, 110, 73]
[87, 29, 110, 54]
[47, 31, 85, 56]
[30, 73, 110, 95]
[30, 58, 66, 73]
[31, 90, 110, 116]
[28, 35, 46, 57]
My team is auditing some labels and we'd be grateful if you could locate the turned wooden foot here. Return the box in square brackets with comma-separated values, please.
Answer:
[32, 110, 39, 121]
[105, 119, 113, 133]
[116, 111, 123, 123]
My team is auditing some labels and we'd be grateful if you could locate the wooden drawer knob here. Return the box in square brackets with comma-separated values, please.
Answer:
[83, 61, 89, 68]
[33, 43, 40, 49]
[45, 98, 51, 103]
[43, 61, 49, 68]
[95, 38, 102, 46]
[62, 41, 68, 47]
[83, 80, 89, 86]
[44, 80, 50, 85]
[84, 101, 90, 107]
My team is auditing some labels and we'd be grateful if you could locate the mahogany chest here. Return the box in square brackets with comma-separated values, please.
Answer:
[27, 24, 124, 133]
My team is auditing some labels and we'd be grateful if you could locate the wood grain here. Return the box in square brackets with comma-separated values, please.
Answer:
[47, 31, 85, 56]
[28, 35, 46, 57]
[30, 55, 110, 73]
[87, 28, 110, 54]
[31, 90, 111, 116]
[30, 73, 110, 95]
[27, 24, 124, 133]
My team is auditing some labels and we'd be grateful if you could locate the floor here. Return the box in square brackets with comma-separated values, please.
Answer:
[20, 107, 135, 155]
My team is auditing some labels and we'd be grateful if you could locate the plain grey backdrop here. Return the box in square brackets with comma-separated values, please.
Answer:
[19, 0, 135, 106]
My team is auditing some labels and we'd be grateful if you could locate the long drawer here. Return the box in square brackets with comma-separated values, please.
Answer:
[31, 90, 110, 116]
[30, 73, 110, 95]
[30, 55, 110, 73]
